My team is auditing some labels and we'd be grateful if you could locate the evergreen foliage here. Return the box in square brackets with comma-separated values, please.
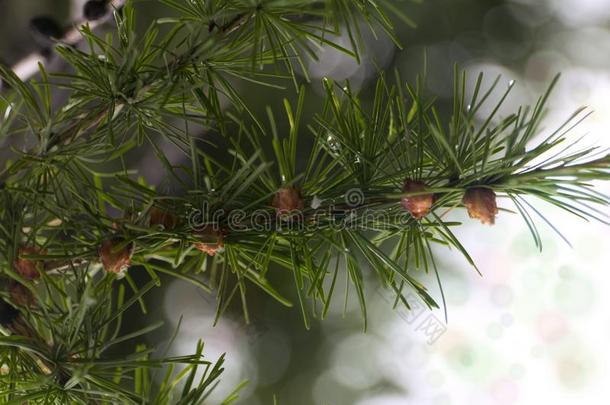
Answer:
[0, 0, 607, 403]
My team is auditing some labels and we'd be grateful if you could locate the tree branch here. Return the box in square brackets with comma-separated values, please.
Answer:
[8, 0, 127, 83]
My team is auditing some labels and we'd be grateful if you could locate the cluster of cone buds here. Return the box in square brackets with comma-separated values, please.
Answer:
[104, 205, 182, 272]
[400, 179, 498, 225]
[148, 206, 223, 257]
[272, 186, 304, 218]
[14, 206, 182, 279]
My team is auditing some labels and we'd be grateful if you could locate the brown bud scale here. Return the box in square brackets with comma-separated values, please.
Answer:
[99, 239, 133, 273]
[193, 225, 224, 256]
[13, 247, 46, 280]
[401, 179, 433, 220]
[149, 207, 179, 230]
[9, 282, 35, 307]
[463, 187, 498, 225]
[272, 187, 304, 217]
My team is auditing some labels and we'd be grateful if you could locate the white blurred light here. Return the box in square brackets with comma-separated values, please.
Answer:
[306, 24, 395, 89]
[331, 334, 382, 389]
[162, 281, 255, 402]
[507, 0, 553, 27]
[353, 394, 414, 405]
[463, 63, 526, 118]
[545, 0, 610, 27]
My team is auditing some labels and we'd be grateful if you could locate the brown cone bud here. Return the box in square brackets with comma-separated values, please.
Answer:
[13, 247, 46, 280]
[272, 187, 304, 218]
[99, 239, 133, 273]
[463, 187, 498, 225]
[149, 207, 178, 230]
[193, 225, 224, 256]
[400, 180, 433, 220]
[9, 282, 35, 307]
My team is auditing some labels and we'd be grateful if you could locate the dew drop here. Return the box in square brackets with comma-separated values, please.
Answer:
[3, 103, 14, 121]
[508, 79, 515, 87]
[326, 134, 341, 153]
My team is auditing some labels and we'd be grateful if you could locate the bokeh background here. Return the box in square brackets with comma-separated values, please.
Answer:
[1, 0, 609, 404]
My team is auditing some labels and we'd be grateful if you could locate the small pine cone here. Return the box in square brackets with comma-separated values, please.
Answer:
[463, 187, 498, 225]
[149, 207, 178, 230]
[272, 187, 304, 217]
[193, 226, 224, 257]
[401, 179, 433, 220]
[99, 239, 133, 273]
[9, 282, 35, 308]
[13, 247, 46, 280]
